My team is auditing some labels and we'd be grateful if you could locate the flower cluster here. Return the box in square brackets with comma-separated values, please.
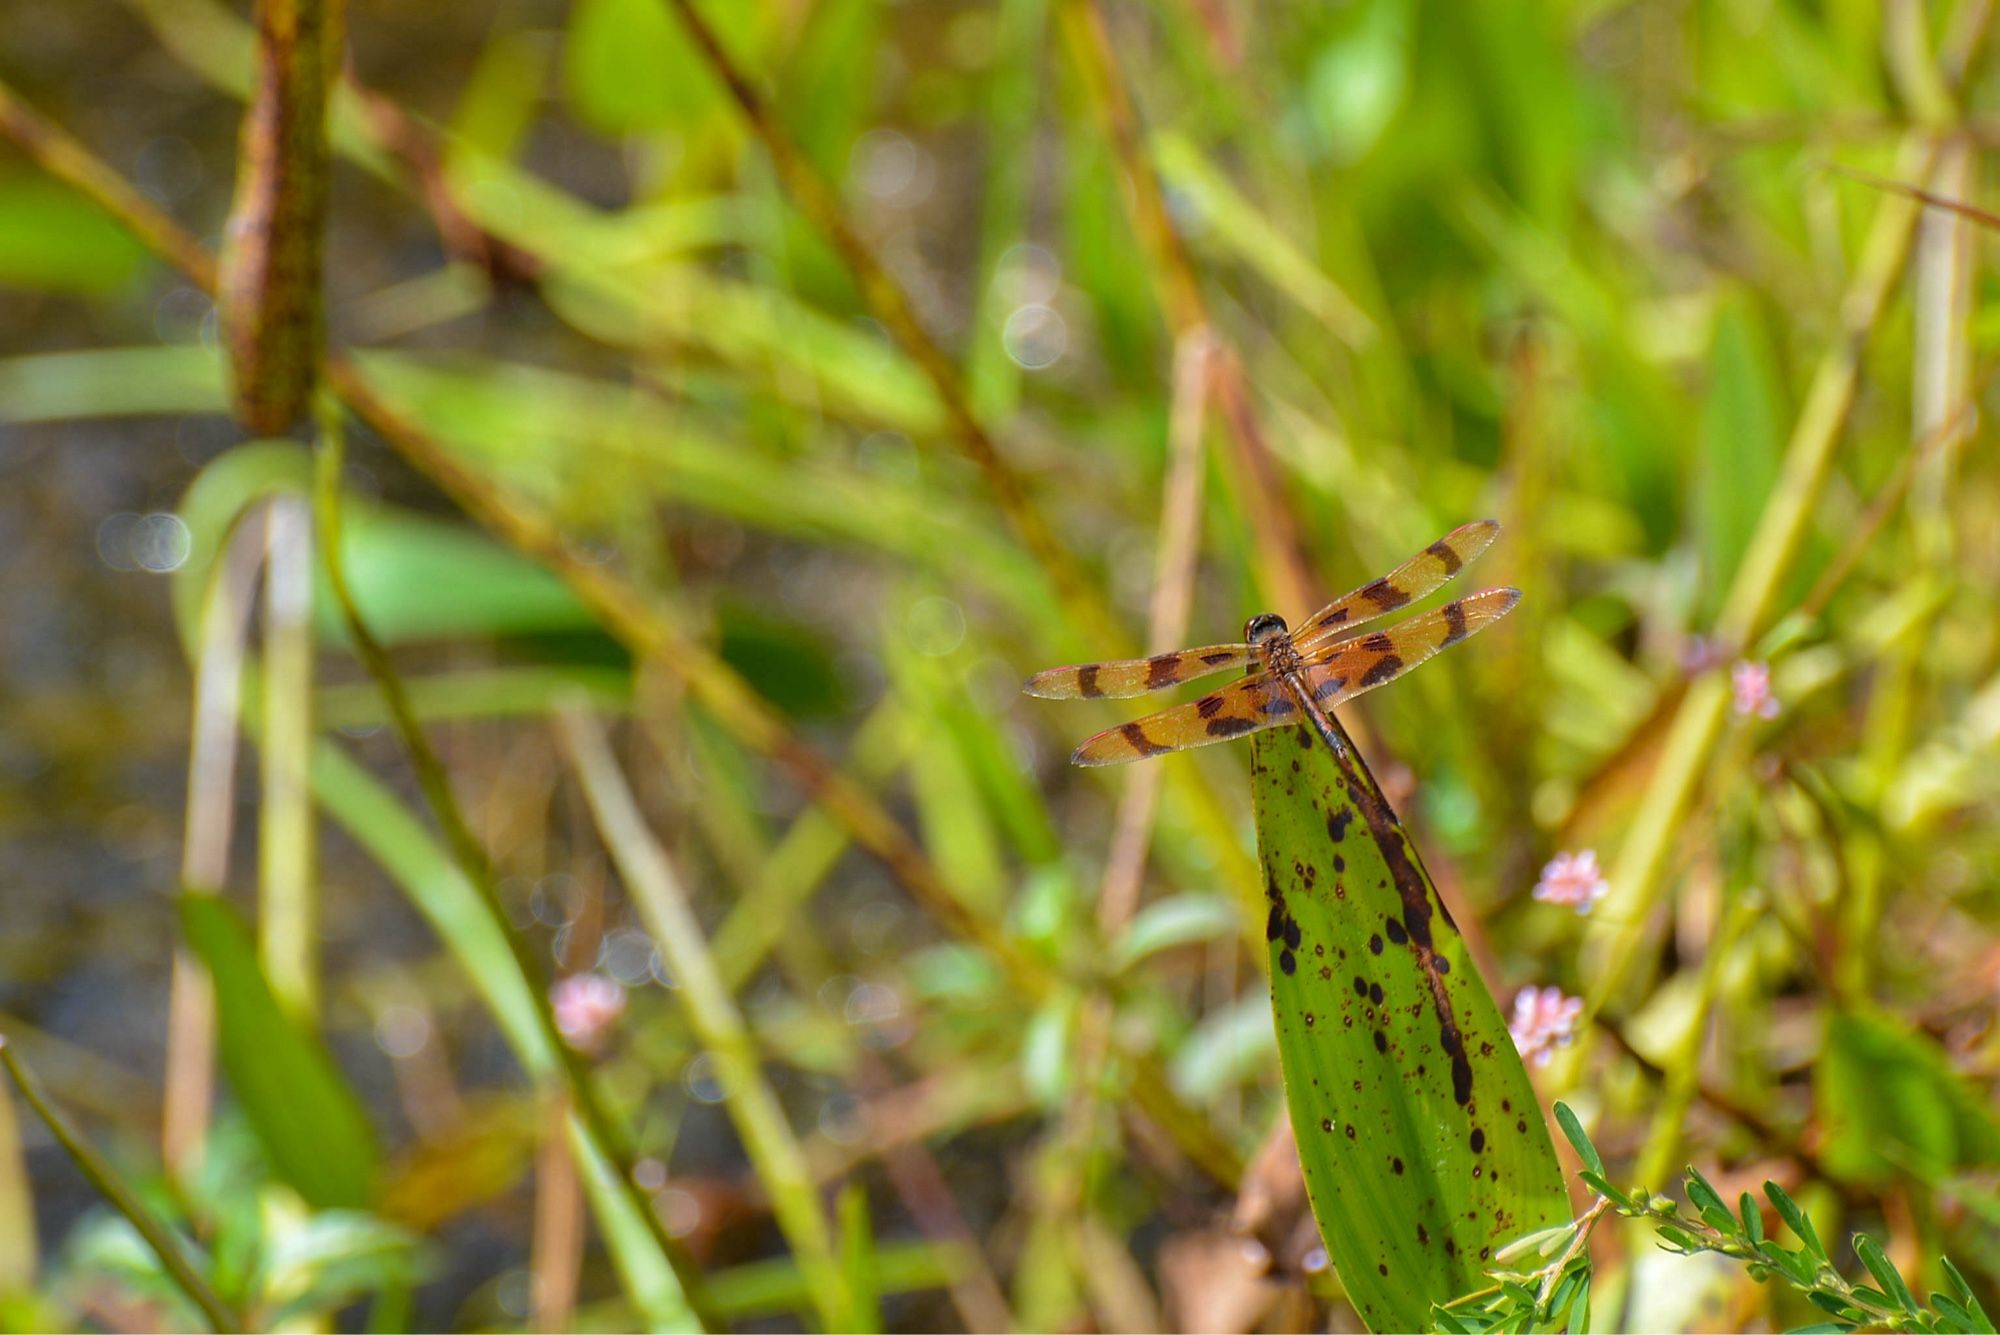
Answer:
[1532, 849, 1609, 914]
[1731, 659, 1780, 720]
[552, 972, 626, 1053]
[1509, 986, 1584, 1068]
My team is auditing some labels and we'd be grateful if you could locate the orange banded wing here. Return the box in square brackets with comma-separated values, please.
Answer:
[1294, 587, 1521, 713]
[1070, 674, 1297, 766]
[1023, 644, 1254, 699]
[1290, 520, 1500, 648]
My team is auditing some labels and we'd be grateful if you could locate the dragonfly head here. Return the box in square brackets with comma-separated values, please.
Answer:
[1244, 613, 1290, 646]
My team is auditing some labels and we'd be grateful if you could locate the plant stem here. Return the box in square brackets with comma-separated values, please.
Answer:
[309, 412, 715, 1327]
[0, 1039, 240, 1333]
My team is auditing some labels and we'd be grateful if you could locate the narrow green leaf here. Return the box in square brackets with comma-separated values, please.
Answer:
[1684, 1167, 1729, 1226]
[1431, 1306, 1472, 1334]
[1853, 1234, 1918, 1315]
[1739, 1191, 1764, 1244]
[1553, 1102, 1603, 1176]
[1655, 1225, 1699, 1253]
[1254, 712, 1569, 1331]
[1756, 1238, 1815, 1286]
[1765, 1181, 1827, 1258]
[1577, 1171, 1632, 1209]
[1932, 1294, 1981, 1333]
[1565, 1271, 1592, 1334]
[178, 894, 377, 1209]
[1940, 1257, 1990, 1329]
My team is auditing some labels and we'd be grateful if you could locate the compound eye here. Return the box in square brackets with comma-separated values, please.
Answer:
[1243, 613, 1289, 644]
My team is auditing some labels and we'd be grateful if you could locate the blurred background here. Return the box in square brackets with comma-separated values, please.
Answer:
[3, 0, 2000, 1329]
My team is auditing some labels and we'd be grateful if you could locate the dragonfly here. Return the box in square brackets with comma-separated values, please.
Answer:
[1025, 520, 1518, 766]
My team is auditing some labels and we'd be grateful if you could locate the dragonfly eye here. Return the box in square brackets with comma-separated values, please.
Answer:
[1244, 613, 1290, 645]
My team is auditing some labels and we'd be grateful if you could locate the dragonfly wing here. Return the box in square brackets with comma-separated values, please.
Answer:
[1070, 675, 1299, 765]
[1297, 587, 1520, 711]
[1290, 520, 1499, 648]
[1023, 644, 1252, 699]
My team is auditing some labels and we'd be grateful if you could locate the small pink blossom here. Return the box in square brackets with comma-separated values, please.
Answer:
[1509, 986, 1584, 1068]
[1731, 659, 1780, 720]
[552, 973, 625, 1052]
[1532, 849, 1609, 914]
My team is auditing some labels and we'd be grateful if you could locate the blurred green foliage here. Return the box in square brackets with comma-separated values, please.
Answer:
[0, 0, 1999, 1330]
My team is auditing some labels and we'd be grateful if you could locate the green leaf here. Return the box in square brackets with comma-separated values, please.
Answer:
[257, 1211, 431, 1326]
[1818, 1011, 2000, 1186]
[1253, 712, 1569, 1331]
[0, 172, 153, 293]
[325, 505, 604, 648]
[178, 895, 377, 1210]
[563, 0, 725, 133]
[1553, 1102, 1603, 1176]
[1110, 894, 1240, 972]
[1756, 1238, 1815, 1287]
[1739, 1191, 1764, 1244]
[1684, 1167, 1737, 1235]
[1932, 1294, 1982, 1334]
[1765, 1181, 1827, 1258]
[1655, 1225, 1700, 1253]
[1853, 1234, 1918, 1316]
[1941, 1258, 1993, 1330]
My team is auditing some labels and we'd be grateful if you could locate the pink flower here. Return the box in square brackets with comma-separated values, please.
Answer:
[1509, 986, 1584, 1068]
[552, 973, 626, 1052]
[1533, 850, 1609, 914]
[1731, 660, 1780, 720]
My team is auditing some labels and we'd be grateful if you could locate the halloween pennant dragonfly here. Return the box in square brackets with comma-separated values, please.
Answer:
[1026, 521, 1518, 766]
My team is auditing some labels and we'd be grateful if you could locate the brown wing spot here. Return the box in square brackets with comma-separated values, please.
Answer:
[1360, 654, 1405, 688]
[1120, 721, 1167, 756]
[1359, 578, 1410, 611]
[1426, 538, 1464, 575]
[1362, 632, 1395, 652]
[1441, 599, 1468, 646]
[1077, 664, 1101, 698]
[1146, 654, 1180, 690]
[1197, 693, 1226, 718]
[1312, 674, 1347, 702]
[1201, 650, 1238, 665]
[1256, 694, 1297, 718]
[1206, 714, 1258, 739]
